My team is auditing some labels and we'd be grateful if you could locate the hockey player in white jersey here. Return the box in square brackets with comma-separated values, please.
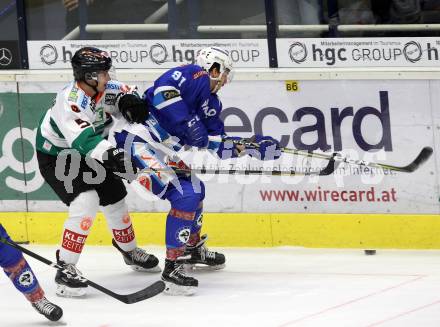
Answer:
[35, 47, 159, 298]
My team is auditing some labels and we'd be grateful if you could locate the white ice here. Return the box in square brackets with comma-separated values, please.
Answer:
[2, 246, 440, 327]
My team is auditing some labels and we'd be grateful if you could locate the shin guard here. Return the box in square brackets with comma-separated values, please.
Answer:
[59, 190, 99, 264]
[4, 257, 45, 302]
[101, 198, 137, 252]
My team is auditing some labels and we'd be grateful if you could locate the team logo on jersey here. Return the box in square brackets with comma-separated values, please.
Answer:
[80, 217, 93, 231]
[176, 227, 191, 244]
[70, 104, 80, 113]
[18, 270, 34, 287]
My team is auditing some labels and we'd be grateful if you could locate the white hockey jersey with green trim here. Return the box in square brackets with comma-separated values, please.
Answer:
[36, 80, 137, 162]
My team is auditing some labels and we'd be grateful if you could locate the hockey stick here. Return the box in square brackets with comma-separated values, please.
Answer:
[133, 157, 338, 177]
[0, 237, 165, 304]
[230, 139, 433, 173]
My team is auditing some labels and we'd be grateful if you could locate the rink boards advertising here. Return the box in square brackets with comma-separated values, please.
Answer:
[277, 37, 440, 67]
[27, 39, 268, 69]
[0, 79, 438, 215]
[0, 37, 439, 248]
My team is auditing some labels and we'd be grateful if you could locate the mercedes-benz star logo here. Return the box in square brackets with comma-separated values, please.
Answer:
[0, 48, 13, 66]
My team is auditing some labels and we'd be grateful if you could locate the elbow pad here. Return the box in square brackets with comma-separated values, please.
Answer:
[184, 116, 208, 148]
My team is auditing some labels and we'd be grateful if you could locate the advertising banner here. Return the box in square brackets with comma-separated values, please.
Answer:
[0, 79, 438, 214]
[27, 39, 268, 69]
[277, 37, 440, 68]
[0, 41, 21, 70]
[216, 80, 438, 214]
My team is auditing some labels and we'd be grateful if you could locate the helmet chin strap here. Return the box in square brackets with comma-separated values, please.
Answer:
[209, 71, 227, 93]
[84, 78, 99, 96]
[211, 80, 222, 93]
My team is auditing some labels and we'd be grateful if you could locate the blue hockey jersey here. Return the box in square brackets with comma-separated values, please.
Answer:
[143, 64, 213, 145]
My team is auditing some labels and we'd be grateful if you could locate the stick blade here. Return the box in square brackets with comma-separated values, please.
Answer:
[400, 146, 433, 172]
[118, 280, 165, 304]
[318, 154, 340, 176]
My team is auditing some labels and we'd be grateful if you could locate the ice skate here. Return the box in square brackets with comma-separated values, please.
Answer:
[32, 297, 63, 321]
[161, 258, 198, 296]
[184, 234, 225, 270]
[55, 250, 87, 297]
[112, 239, 161, 272]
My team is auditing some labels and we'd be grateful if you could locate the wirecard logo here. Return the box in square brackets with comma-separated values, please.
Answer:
[220, 91, 393, 152]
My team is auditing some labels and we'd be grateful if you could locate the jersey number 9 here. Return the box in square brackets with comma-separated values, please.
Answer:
[172, 71, 186, 87]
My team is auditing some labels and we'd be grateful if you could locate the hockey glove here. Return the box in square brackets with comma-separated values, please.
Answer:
[184, 116, 209, 148]
[102, 148, 138, 181]
[245, 135, 282, 161]
[118, 93, 149, 124]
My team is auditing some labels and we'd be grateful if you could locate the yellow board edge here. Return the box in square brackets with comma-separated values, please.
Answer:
[1, 212, 440, 249]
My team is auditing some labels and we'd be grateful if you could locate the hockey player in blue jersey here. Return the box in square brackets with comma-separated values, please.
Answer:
[0, 224, 63, 321]
[115, 47, 281, 295]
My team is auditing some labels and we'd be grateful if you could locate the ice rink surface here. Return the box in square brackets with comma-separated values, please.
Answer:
[2, 245, 440, 327]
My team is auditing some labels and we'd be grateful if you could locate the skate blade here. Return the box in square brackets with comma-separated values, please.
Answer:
[184, 263, 225, 271]
[129, 265, 161, 273]
[56, 284, 87, 298]
[163, 281, 197, 296]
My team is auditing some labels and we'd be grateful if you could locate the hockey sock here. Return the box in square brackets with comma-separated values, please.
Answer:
[101, 197, 137, 252]
[3, 257, 45, 303]
[187, 202, 203, 246]
[59, 190, 99, 264]
[166, 208, 195, 260]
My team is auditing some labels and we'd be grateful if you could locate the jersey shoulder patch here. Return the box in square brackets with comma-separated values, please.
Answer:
[63, 84, 89, 112]
[105, 80, 129, 92]
[193, 70, 208, 80]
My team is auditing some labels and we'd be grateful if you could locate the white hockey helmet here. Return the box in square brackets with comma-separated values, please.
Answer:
[196, 47, 234, 84]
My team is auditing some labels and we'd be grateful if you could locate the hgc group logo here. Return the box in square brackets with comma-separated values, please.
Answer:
[288, 42, 308, 64]
[284, 39, 439, 66]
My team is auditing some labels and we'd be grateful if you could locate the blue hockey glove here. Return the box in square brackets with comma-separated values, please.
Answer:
[245, 135, 282, 161]
[185, 116, 208, 148]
